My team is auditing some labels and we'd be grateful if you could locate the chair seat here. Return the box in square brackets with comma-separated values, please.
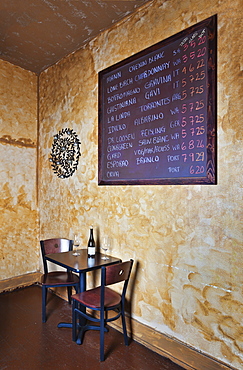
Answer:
[41, 271, 79, 286]
[72, 286, 121, 309]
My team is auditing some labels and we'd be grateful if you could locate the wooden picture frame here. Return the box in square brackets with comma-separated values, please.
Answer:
[98, 15, 217, 185]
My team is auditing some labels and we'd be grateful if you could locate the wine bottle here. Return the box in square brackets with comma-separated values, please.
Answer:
[87, 227, 95, 258]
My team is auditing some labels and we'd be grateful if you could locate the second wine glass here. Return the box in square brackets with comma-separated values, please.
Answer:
[73, 234, 80, 256]
[101, 236, 110, 260]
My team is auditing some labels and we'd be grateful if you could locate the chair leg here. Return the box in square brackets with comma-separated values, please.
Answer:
[72, 301, 77, 342]
[67, 286, 72, 304]
[121, 304, 129, 346]
[42, 286, 47, 323]
[100, 309, 105, 361]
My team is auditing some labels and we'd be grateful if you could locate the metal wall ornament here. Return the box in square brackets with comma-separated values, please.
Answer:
[49, 128, 81, 179]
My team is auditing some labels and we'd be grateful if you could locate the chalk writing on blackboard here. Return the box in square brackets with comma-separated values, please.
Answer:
[98, 15, 216, 185]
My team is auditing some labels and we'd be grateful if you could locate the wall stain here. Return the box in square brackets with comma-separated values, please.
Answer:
[0, 135, 36, 148]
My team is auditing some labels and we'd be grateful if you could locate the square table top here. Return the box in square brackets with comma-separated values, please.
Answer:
[45, 249, 121, 273]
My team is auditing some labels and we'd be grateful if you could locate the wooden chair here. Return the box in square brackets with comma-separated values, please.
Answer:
[72, 259, 133, 361]
[40, 238, 79, 322]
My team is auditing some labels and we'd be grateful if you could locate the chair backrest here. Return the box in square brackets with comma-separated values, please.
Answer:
[40, 238, 73, 274]
[101, 259, 133, 301]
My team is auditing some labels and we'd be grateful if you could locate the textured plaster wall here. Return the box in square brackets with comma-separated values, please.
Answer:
[38, 0, 242, 368]
[0, 59, 39, 280]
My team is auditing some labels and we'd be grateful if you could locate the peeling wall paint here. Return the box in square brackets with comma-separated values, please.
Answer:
[38, 1, 243, 367]
[0, 60, 39, 279]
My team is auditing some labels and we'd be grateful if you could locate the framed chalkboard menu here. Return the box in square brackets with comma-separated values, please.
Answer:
[98, 15, 216, 185]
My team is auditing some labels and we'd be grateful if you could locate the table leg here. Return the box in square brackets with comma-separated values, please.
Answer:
[57, 272, 86, 329]
[78, 272, 87, 327]
[79, 271, 86, 292]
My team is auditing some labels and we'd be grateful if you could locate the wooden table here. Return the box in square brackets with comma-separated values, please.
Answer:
[45, 249, 121, 328]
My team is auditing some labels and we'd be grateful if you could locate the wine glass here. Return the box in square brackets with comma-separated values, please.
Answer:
[73, 234, 80, 256]
[101, 236, 110, 260]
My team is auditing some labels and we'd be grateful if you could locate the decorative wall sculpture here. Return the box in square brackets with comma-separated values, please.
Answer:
[49, 128, 81, 178]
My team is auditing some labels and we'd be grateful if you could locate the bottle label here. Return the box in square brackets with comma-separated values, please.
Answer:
[88, 246, 95, 257]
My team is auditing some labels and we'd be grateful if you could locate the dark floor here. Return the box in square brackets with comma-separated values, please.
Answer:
[0, 285, 186, 370]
